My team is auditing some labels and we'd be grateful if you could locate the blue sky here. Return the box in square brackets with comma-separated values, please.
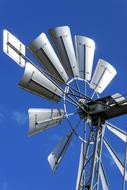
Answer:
[0, 0, 127, 189]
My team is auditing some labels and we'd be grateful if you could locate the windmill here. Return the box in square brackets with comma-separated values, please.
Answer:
[3, 26, 127, 190]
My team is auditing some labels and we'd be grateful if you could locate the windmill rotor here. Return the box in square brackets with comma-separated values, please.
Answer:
[3, 26, 127, 190]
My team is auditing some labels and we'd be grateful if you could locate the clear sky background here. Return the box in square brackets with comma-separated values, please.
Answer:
[0, 0, 127, 190]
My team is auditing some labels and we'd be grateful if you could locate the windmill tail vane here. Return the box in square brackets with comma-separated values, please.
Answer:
[3, 26, 127, 190]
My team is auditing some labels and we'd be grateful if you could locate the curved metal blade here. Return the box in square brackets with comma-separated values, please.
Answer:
[106, 122, 127, 142]
[104, 138, 127, 180]
[75, 35, 95, 81]
[99, 162, 109, 190]
[48, 131, 73, 172]
[90, 59, 117, 93]
[28, 33, 68, 85]
[28, 108, 64, 136]
[49, 26, 79, 77]
[19, 62, 63, 102]
[3, 30, 25, 67]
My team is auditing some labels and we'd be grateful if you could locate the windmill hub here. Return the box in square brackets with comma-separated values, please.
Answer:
[77, 98, 107, 125]
[78, 94, 127, 125]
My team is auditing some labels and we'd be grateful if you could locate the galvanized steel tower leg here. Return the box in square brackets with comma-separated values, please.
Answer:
[89, 118, 101, 190]
[96, 124, 106, 190]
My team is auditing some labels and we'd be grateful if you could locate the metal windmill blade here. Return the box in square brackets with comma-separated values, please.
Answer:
[3, 27, 127, 190]
[48, 130, 73, 172]
[28, 108, 64, 136]
[28, 33, 68, 85]
[75, 35, 95, 81]
[3, 30, 25, 67]
[19, 62, 63, 102]
[49, 26, 79, 78]
[90, 59, 117, 93]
